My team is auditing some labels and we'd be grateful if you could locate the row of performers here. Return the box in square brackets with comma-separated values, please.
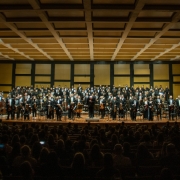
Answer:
[3, 92, 180, 121]
[0, 84, 170, 102]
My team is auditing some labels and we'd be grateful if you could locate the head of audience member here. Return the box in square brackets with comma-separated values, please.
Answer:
[113, 144, 123, 156]
[166, 143, 176, 156]
[71, 152, 85, 169]
[20, 161, 34, 180]
[21, 145, 31, 158]
[160, 168, 174, 180]
[103, 153, 114, 168]
[39, 147, 49, 164]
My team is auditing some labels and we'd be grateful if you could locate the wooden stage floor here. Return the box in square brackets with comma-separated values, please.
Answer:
[1, 112, 179, 127]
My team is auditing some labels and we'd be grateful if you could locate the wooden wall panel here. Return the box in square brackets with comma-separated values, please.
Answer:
[74, 64, 90, 75]
[74, 76, 90, 82]
[74, 84, 90, 90]
[15, 76, 31, 86]
[134, 84, 150, 88]
[35, 76, 51, 82]
[114, 64, 130, 74]
[0, 64, 12, 84]
[16, 64, 31, 74]
[173, 84, 180, 99]
[34, 84, 50, 88]
[134, 64, 150, 75]
[172, 64, 180, 74]
[173, 76, 180, 82]
[94, 64, 110, 85]
[114, 77, 130, 87]
[35, 64, 51, 74]
[153, 64, 169, 80]
[54, 81, 70, 88]
[154, 82, 169, 89]
[55, 64, 70, 80]
[0, 86, 11, 92]
[134, 69, 150, 74]
[134, 64, 149, 69]
[134, 77, 150, 82]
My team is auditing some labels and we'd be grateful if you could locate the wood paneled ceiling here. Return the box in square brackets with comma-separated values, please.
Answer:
[0, 0, 180, 61]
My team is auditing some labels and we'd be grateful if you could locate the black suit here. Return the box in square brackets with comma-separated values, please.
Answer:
[130, 99, 139, 120]
[176, 98, 180, 116]
[87, 96, 95, 118]
[168, 98, 175, 120]
[6, 98, 15, 120]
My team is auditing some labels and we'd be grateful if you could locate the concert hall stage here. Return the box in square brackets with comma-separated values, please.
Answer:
[1, 113, 179, 127]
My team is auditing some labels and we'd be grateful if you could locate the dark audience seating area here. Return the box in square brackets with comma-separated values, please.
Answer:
[0, 121, 180, 180]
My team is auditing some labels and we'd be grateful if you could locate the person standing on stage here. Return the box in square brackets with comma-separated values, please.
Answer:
[168, 95, 175, 120]
[87, 95, 95, 118]
[111, 96, 118, 120]
[176, 95, 180, 117]
[32, 96, 38, 120]
[130, 96, 139, 121]
[99, 96, 106, 119]
[6, 94, 15, 120]
[68, 94, 76, 120]
[164, 86, 170, 102]
[55, 96, 62, 121]
[148, 96, 154, 121]
[143, 97, 148, 120]
[156, 95, 162, 120]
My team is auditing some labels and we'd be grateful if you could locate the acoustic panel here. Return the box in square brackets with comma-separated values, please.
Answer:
[0, 64, 12, 84]
[114, 64, 130, 75]
[134, 77, 150, 82]
[35, 76, 51, 82]
[172, 64, 180, 74]
[74, 64, 90, 75]
[35, 64, 51, 74]
[173, 84, 180, 99]
[94, 64, 110, 85]
[114, 77, 130, 87]
[16, 64, 31, 74]
[74, 76, 90, 82]
[54, 81, 70, 88]
[15, 76, 31, 86]
[55, 64, 71, 80]
[153, 64, 169, 80]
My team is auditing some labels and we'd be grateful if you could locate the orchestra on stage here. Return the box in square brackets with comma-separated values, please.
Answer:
[0, 84, 180, 121]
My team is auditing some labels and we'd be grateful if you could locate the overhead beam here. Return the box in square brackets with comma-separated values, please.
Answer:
[83, 0, 94, 61]
[111, 0, 146, 61]
[0, 39, 33, 60]
[132, 12, 180, 61]
[0, 13, 53, 61]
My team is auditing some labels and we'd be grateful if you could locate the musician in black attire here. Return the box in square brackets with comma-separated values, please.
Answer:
[46, 99, 54, 120]
[168, 95, 175, 120]
[130, 96, 139, 121]
[118, 95, 126, 119]
[6, 95, 15, 120]
[68, 94, 76, 120]
[31, 96, 38, 120]
[23, 104, 30, 120]
[148, 96, 154, 121]
[55, 96, 62, 121]
[99, 96, 106, 119]
[176, 95, 180, 117]
[156, 96, 162, 120]
[87, 95, 95, 118]
[111, 97, 118, 120]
